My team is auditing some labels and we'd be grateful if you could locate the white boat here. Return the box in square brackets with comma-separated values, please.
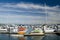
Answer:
[9, 27, 18, 33]
[57, 25, 60, 32]
[0, 29, 8, 32]
[43, 25, 55, 33]
[0, 27, 8, 33]
[30, 27, 44, 34]
[6, 24, 18, 33]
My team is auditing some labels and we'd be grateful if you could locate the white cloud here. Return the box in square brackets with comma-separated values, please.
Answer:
[0, 2, 60, 24]
[0, 15, 45, 24]
[0, 15, 44, 19]
[1, 3, 59, 10]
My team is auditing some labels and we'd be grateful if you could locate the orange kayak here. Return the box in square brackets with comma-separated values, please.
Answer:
[18, 31, 25, 35]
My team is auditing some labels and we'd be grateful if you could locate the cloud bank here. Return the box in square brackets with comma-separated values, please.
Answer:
[0, 2, 60, 24]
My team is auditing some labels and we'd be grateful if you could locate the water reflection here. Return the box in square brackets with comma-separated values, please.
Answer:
[42, 34, 58, 40]
[0, 34, 9, 40]
[0, 34, 60, 40]
[18, 34, 60, 40]
[0, 34, 19, 40]
[19, 37, 26, 40]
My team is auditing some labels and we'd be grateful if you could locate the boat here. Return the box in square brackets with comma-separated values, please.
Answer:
[0, 29, 8, 33]
[0, 27, 8, 33]
[43, 24, 57, 33]
[57, 24, 60, 33]
[18, 26, 27, 35]
[7, 24, 18, 33]
[30, 27, 44, 35]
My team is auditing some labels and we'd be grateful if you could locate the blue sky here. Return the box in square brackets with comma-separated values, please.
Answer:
[0, 0, 60, 24]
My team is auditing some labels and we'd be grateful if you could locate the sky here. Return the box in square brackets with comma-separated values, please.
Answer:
[0, 0, 60, 24]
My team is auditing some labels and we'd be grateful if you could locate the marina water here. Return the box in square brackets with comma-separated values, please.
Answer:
[0, 34, 60, 40]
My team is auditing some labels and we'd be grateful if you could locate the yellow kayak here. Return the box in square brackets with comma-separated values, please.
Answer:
[18, 31, 25, 35]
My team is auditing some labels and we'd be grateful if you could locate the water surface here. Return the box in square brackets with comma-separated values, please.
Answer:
[0, 34, 60, 40]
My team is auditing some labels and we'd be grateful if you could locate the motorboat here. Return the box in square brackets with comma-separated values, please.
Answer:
[9, 27, 18, 33]
[57, 24, 60, 32]
[30, 27, 44, 35]
[18, 26, 27, 35]
[0, 27, 8, 33]
[43, 25, 56, 33]
[6, 24, 18, 33]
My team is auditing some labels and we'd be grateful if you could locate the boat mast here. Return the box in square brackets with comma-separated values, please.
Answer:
[45, 3, 48, 24]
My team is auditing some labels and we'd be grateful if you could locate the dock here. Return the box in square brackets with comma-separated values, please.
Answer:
[0, 32, 60, 36]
